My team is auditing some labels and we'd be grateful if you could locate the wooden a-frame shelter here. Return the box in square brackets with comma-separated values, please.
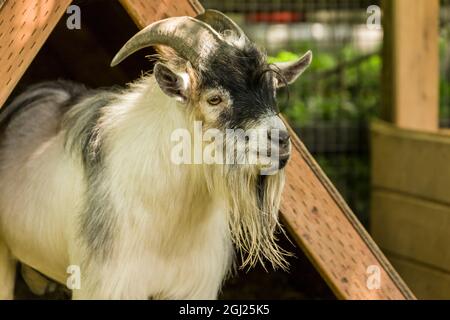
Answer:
[0, 0, 415, 300]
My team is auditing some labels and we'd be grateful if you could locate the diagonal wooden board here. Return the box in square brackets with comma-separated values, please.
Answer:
[0, 0, 415, 299]
[0, 0, 73, 108]
[281, 122, 414, 299]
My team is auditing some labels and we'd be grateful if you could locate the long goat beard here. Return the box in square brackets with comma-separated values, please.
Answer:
[206, 164, 290, 270]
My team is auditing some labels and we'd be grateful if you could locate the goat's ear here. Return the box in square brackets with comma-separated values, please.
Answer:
[273, 51, 312, 88]
[154, 63, 189, 103]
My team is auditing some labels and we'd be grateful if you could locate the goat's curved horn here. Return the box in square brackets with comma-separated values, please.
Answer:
[111, 16, 223, 67]
[196, 9, 248, 44]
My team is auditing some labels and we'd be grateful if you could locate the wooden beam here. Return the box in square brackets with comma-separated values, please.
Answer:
[382, 0, 439, 131]
[119, 0, 204, 27]
[0, 0, 73, 108]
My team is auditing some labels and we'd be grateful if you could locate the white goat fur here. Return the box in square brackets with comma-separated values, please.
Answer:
[0, 78, 235, 299]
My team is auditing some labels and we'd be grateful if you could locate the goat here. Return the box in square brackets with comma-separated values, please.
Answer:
[0, 10, 311, 299]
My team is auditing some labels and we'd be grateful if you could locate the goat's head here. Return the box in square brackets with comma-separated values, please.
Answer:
[111, 10, 311, 173]
[111, 10, 312, 269]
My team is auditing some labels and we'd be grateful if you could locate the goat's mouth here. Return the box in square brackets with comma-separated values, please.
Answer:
[255, 151, 290, 175]
[278, 153, 290, 169]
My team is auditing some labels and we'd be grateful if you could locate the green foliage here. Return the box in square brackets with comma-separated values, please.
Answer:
[440, 32, 450, 120]
[270, 46, 382, 126]
[270, 38, 450, 127]
[268, 51, 300, 64]
[312, 52, 338, 70]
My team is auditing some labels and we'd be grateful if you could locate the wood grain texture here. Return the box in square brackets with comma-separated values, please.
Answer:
[372, 190, 450, 272]
[371, 119, 450, 298]
[119, 0, 204, 28]
[0, 0, 73, 108]
[371, 120, 450, 205]
[382, 0, 439, 131]
[387, 254, 450, 300]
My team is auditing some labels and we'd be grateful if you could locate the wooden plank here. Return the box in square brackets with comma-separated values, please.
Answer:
[372, 190, 450, 271]
[119, 0, 204, 27]
[0, 0, 73, 108]
[387, 254, 450, 300]
[371, 119, 450, 205]
[381, 0, 439, 131]
[120, 0, 415, 301]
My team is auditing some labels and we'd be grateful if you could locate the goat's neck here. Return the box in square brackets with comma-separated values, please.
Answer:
[105, 77, 225, 235]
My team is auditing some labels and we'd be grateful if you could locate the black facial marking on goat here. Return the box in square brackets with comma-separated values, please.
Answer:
[200, 43, 277, 129]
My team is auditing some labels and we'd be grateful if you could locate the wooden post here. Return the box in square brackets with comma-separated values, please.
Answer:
[382, 0, 439, 131]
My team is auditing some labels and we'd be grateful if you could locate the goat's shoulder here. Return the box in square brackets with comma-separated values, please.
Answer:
[0, 80, 87, 129]
[0, 80, 90, 152]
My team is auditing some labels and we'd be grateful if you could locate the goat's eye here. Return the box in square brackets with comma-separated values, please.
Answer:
[207, 96, 222, 106]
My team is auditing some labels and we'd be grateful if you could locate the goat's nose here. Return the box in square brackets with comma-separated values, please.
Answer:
[265, 129, 291, 170]
[268, 130, 290, 146]
[278, 130, 291, 150]
[269, 130, 290, 150]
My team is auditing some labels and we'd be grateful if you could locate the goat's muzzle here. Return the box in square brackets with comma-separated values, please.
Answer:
[273, 129, 291, 169]
[257, 128, 291, 174]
